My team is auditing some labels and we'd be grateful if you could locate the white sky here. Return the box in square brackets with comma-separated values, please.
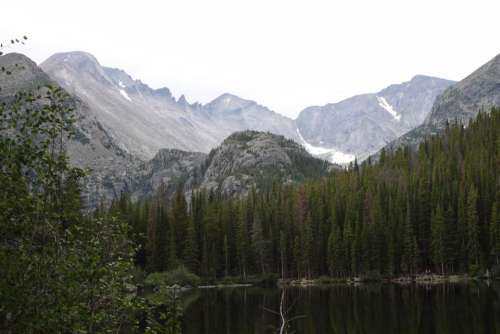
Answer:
[2, 0, 500, 118]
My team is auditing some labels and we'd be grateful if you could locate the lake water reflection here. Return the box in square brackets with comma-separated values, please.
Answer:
[182, 282, 500, 334]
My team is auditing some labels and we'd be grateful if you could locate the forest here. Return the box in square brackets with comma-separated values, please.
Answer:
[1, 58, 498, 331]
[109, 109, 500, 280]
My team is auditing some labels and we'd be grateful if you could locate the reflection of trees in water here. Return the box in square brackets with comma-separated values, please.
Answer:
[182, 283, 500, 334]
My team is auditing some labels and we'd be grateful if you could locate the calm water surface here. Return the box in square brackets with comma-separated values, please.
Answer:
[181, 282, 500, 334]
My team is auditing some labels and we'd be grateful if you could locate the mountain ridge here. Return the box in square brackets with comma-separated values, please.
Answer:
[40, 51, 300, 160]
[296, 75, 454, 161]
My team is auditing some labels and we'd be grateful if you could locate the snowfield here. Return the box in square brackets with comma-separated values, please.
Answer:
[296, 128, 355, 165]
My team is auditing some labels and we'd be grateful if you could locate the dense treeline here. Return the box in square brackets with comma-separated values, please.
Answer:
[112, 109, 500, 280]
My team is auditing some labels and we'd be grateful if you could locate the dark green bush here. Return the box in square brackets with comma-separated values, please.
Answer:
[145, 266, 201, 288]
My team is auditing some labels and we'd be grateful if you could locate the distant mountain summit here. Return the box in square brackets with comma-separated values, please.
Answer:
[41, 51, 299, 160]
[296, 75, 455, 161]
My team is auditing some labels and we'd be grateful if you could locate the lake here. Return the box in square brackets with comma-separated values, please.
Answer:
[181, 282, 500, 333]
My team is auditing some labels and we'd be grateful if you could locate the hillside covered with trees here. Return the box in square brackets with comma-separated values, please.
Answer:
[112, 109, 500, 280]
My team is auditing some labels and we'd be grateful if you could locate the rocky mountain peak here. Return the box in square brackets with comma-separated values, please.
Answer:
[0, 53, 52, 95]
[43, 51, 107, 81]
[205, 93, 256, 112]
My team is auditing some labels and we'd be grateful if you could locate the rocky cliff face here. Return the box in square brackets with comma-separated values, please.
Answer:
[198, 131, 331, 196]
[130, 148, 207, 200]
[98, 130, 332, 201]
[296, 75, 454, 162]
[128, 131, 332, 200]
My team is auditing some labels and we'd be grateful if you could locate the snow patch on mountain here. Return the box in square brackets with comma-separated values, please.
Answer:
[119, 89, 132, 101]
[377, 96, 401, 121]
[118, 80, 126, 88]
[296, 128, 355, 165]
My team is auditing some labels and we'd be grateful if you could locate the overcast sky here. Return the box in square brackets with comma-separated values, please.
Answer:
[2, 0, 500, 118]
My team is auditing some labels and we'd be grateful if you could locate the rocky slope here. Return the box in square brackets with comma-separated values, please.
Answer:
[97, 131, 332, 201]
[388, 53, 500, 150]
[296, 75, 454, 162]
[0, 53, 141, 210]
[130, 149, 207, 200]
[425, 53, 500, 127]
[198, 131, 331, 196]
[41, 52, 299, 160]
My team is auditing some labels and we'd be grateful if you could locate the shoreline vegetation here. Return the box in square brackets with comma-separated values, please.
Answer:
[145, 268, 499, 291]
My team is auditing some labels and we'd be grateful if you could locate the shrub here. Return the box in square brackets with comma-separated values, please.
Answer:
[145, 266, 201, 288]
[144, 272, 168, 288]
[165, 265, 201, 287]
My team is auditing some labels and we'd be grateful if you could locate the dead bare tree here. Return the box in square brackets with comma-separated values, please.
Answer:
[263, 289, 305, 334]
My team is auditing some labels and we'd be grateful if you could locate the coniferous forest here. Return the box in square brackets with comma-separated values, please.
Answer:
[109, 109, 500, 280]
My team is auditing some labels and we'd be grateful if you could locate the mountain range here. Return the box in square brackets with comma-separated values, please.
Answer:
[40, 51, 454, 164]
[41, 52, 299, 160]
[2, 50, 499, 208]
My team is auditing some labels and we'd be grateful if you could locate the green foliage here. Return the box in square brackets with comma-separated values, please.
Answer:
[145, 266, 201, 288]
[431, 205, 446, 273]
[0, 72, 180, 332]
[144, 287, 182, 334]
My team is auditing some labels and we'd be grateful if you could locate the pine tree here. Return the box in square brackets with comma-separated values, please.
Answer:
[168, 222, 178, 270]
[466, 186, 481, 267]
[327, 224, 346, 277]
[183, 217, 199, 274]
[431, 205, 446, 274]
[303, 215, 314, 278]
[251, 214, 267, 275]
[171, 189, 189, 261]
[490, 202, 499, 265]
[236, 202, 249, 279]
[402, 204, 418, 275]
[223, 235, 230, 277]
[279, 230, 287, 279]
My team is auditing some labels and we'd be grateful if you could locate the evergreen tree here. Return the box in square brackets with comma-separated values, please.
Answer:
[490, 203, 499, 265]
[466, 186, 481, 267]
[431, 205, 446, 274]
